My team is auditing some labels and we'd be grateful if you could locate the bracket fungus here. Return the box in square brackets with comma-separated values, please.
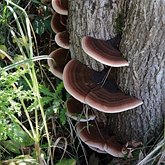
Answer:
[51, 13, 66, 33]
[63, 59, 96, 103]
[48, 48, 71, 80]
[76, 122, 128, 157]
[55, 31, 70, 49]
[66, 98, 95, 122]
[85, 86, 142, 113]
[52, 0, 68, 15]
[63, 59, 143, 113]
[81, 36, 129, 67]
[50, 1, 143, 159]
[60, 15, 68, 26]
[88, 146, 107, 154]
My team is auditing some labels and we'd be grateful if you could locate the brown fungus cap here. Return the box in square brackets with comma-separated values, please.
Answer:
[63, 59, 143, 113]
[52, 0, 68, 15]
[51, 13, 66, 33]
[48, 48, 71, 80]
[104, 136, 128, 158]
[55, 31, 70, 49]
[76, 122, 127, 157]
[60, 15, 68, 26]
[85, 86, 143, 113]
[66, 98, 95, 122]
[81, 36, 129, 67]
[88, 146, 107, 154]
[76, 122, 106, 153]
[63, 59, 96, 103]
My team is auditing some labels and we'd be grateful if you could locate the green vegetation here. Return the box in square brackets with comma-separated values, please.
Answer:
[0, 0, 76, 164]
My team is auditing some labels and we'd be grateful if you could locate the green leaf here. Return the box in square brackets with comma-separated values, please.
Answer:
[56, 159, 76, 165]
[55, 81, 64, 99]
[32, 16, 45, 36]
[7, 124, 34, 147]
[39, 84, 56, 97]
[0, 122, 7, 141]
[44, 17, 52, 32]
[2, 140, 21, 154]
[0, 45, 7, 59]
[31, 0, 42, 5]
[59, 108, 67, 125]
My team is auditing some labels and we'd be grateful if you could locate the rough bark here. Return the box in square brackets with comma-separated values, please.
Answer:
[110, 0, 165, 141]
[68, 0, 121, 70]
[68, 0, 165, 142]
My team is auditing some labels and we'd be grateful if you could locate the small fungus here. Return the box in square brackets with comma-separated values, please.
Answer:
[51, 13, 66, 33]
[48, 48, 71, 80]
[52, 0, 68, 15]
[66, 98, 95, 122]
[55, 31, 70, 49]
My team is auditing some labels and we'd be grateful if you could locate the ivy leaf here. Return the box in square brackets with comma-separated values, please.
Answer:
[32, 16, 45, 36]
[44, 16, 52, 32]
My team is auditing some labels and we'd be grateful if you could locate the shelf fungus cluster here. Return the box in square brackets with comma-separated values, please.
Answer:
[49, 0, 143, 158]
[48, 0, 70, 80]
[76, 122, 131, 157]
[66, 98, 131, 157]
[63, 59, 142, 113]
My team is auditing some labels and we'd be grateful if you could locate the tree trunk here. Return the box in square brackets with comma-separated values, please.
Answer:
[68, 0, 165, 142]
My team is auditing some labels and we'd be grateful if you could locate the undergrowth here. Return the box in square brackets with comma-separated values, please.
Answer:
[0, 0, 76, 164]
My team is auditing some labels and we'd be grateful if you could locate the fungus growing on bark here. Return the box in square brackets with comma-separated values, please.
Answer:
[88, 146, 107, 154]
[76, 122, 128, 157]
[52, 0, 68, 15]
[48, 48, 71, 80]
[63, 59, 96, 103]
[55, 31, 70, 49]
[63, 59, 143, 113]
[60, 15, 68, 26]
[51, 13, 66, 33]
[85, 86, 143, 113]
[81, 36, 129, 67]
[66, 98, 95, 122]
